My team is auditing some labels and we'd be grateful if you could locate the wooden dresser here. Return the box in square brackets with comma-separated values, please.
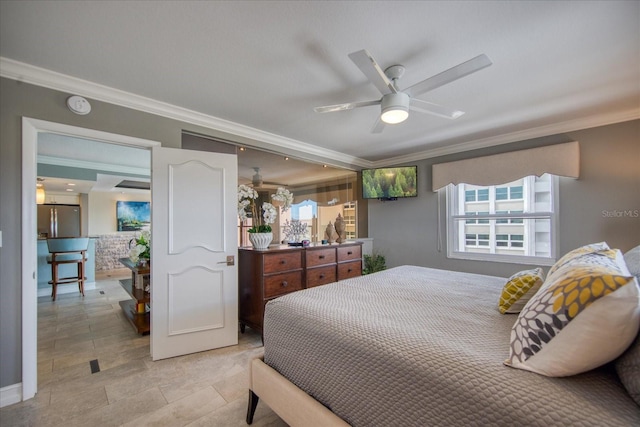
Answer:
[238, 241, 363, 334]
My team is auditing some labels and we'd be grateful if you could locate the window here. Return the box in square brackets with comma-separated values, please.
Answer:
[447, 174, 558, 265]
[465, 189, 489, 202]
[465, 233, 490, 247]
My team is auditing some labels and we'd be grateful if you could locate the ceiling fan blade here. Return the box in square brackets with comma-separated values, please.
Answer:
[410, 98, 465, 120]
[314, 99, 380, 113]
[348, 49, 398, 95]
[405, 54, 492, 97]
[371, 117, 385, 134]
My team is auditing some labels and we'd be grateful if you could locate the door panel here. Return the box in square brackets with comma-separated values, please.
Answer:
[151, 146, 237, 360]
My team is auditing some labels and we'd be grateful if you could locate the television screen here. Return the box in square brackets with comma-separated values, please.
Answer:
[362, 166, 417, 199]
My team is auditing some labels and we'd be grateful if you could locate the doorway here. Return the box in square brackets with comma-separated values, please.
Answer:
[21, 117, 160, 400]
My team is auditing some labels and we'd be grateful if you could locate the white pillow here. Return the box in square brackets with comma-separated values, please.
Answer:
[505, 248, 640, 377]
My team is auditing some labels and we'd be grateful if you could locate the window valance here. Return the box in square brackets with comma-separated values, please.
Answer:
[431, 141, 579, 191]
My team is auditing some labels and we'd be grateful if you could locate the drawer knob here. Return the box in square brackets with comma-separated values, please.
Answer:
[347, 269, 352, 273]
[319, 255, 325, 259]
[319, 274, 325, 279]
[347, 251, 353, 255]
[280, 260, 286, 265]
[281, 281, 288, 287]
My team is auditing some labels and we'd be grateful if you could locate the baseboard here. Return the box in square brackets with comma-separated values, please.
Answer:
[36, 281, 96, 297]
[0, 383, 22, 408]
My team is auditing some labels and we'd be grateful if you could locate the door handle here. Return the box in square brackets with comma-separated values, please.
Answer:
[217, 255, 235, 266]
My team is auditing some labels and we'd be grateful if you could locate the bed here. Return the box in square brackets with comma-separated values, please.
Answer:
[247, 265, 640, 426]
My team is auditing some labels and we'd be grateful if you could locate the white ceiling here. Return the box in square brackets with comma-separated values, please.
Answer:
[1, 1, 639, 164]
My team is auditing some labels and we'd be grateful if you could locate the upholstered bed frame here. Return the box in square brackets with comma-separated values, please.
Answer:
[247, 356, 347, 426]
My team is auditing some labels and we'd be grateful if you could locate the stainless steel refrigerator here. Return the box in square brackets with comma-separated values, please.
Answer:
[37, 204, 81, 238]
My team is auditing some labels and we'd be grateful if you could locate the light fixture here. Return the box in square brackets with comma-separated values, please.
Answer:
[284, 156, 289, 161]
[36, 178, 45, 204]
[380, 92, 410, 124]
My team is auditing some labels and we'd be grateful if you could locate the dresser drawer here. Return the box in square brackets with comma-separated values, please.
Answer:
[337, 260, 361, 280]
[306, 248, 336, 268]
[263, 251, 302, 274]
[337, 245, 361, 262]
[264, 271, 303, 298]
[306, 265, 337, 288]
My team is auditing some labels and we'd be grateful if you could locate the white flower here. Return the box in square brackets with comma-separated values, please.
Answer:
[271, 187, 293, 212]
[238, 199, 250, 222]
[262, 202, 277, 225]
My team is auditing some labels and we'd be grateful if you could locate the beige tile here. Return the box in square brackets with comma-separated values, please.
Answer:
[105, 361, 187, 403]
[212, 368, 249, 403]
[43, 385, 109, 426]
[0, 275, 290, 427]
[124, 386, 227, 427]
[64, 387, 168, 427]
[52, 348, 97, 371]
[185, 394, 287, 427]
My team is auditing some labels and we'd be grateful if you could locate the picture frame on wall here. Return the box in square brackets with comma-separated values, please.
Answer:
[116, 201, 150, 231]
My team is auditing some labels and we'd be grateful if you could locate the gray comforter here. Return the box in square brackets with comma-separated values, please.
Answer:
[263, 265, 640, 426]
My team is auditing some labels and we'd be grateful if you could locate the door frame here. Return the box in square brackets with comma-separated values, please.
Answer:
[21, 117, 160, 400]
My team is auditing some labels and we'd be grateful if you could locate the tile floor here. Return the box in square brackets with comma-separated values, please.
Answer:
[0, 270, 287, 427]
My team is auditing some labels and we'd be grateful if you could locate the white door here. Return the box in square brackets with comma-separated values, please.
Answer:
[151, 146, 238, 360]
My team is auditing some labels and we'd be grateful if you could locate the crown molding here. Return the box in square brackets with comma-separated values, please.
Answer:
[374, 109, 640, 168]
[1, 57, 370, 169]
[3, 57, 637, 171]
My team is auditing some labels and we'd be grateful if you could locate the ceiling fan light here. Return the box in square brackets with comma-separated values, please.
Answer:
[380, 92, 410, 124]
[381, 107, 409, 124]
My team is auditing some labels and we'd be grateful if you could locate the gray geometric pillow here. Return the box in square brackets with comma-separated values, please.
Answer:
[615, 331, 640, 406]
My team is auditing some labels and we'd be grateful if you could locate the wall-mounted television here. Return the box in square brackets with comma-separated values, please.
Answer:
[117, 201, 151, 231]
[362, 166, 418, 200]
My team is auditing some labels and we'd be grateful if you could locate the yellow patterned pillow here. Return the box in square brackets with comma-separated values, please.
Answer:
[505, 249, 640, 377]
[547, 241, 609, 277]
[498, 268, 545, 314]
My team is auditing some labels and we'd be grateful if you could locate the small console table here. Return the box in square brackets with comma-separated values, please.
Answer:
[118, 257, 150, 335]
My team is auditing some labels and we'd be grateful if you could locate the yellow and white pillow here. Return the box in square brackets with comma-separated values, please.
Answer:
[498, 268, 545, 314]
[505, 248, 640, 377]
[547, 241, 609, 277]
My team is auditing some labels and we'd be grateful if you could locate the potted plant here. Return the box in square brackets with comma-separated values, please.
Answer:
[363, 252, 386, 275]
[238, 185, 293, 249]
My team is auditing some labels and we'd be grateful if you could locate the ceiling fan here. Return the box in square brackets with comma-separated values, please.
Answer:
[249, 167, 286, 190]
[314, 49, 492, 133]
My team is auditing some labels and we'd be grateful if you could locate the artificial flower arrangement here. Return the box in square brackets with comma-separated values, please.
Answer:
[283, 219, 308, 243]
[238, 185, 293, 232]
[129, 230, 151, 264]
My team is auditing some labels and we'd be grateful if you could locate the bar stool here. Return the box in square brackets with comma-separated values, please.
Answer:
[46, 237, 89, 301]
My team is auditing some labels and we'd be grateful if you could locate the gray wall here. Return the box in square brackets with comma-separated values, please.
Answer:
[369, 120, 640, 278]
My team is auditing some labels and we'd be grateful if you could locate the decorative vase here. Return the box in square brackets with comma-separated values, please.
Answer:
[335, 213, 345, 243]
[249, 232, 273, 250]
[325, 221, 336, 244]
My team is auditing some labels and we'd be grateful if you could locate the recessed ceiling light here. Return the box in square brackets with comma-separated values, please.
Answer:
[239, 147, 245, 151]
[67, 183, 76, 186]
[66, 189, 74, 192]
[284, 157, 289, 161]
[323, 165, 328, 168]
